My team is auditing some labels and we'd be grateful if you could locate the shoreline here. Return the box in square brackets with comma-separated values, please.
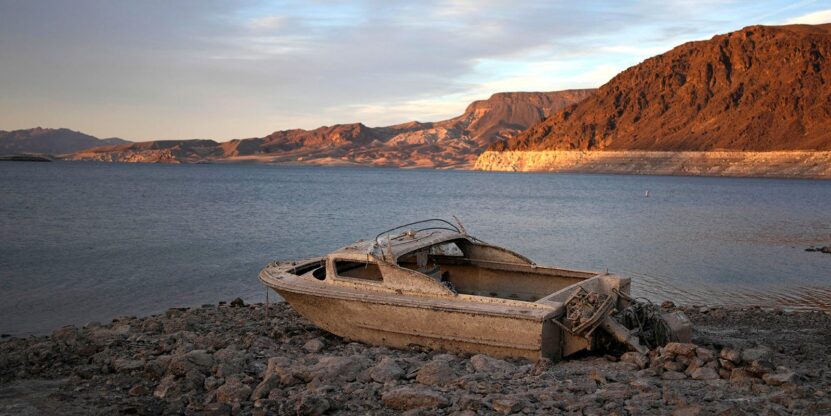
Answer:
[474, 150, 831, 179]
[30, 151, 831, 179]
[1, 300, 828, 415]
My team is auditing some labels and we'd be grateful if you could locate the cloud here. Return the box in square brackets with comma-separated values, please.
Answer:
[247, 15, 287, 30]
[785, 9, 831, 24]
[0, 0, 826, 140]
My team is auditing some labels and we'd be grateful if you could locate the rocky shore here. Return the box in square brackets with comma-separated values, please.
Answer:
[1, 301, 829, 415]
[473, 150, 831, 179]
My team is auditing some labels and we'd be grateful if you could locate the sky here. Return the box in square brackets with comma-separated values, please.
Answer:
[0, 1, 829, 141]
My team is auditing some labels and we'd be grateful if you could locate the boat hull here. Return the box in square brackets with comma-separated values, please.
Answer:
[276, 288, 561, 361]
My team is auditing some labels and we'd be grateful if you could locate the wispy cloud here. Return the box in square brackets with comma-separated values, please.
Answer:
[785, 9, 831, 24]
[247, 15, 287, 30]
[0, 0, 827, 140]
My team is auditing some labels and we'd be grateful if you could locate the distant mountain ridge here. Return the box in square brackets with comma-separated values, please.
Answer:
[0, 128, 129, 155]
[65, 89, 594, 167]
[490, 24, 831, 153]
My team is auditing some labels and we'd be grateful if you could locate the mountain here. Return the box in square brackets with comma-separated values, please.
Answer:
[67, 90, 594, 167]
[0, 128, 130, 155]
[489, 24, 831, 153]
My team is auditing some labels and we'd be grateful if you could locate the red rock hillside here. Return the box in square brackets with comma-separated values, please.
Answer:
[492, 24, 831, 152]
[67, 90, 594, 167]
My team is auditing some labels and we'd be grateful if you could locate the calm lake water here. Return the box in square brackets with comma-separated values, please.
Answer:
[1, 161, 830, 335]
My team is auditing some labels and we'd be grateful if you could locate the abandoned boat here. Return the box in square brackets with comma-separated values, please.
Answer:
[259, 219, 690, 361]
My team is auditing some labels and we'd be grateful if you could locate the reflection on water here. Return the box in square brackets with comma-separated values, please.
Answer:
[0, 162, 829, 335]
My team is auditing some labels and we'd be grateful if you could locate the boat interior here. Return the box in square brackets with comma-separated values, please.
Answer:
[396, 239, 595, 302]
[282, 218, 605, 304]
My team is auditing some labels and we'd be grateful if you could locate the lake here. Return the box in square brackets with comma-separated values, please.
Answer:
[1, 161, 829, 335]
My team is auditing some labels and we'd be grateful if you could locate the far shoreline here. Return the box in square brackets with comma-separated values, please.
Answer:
[10, 153, 831, 181]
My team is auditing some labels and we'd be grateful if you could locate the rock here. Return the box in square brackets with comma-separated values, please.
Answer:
[185, 369, 206, 390]
[416, 359, 459, 386]
[51, 325, 82, 346]
[763, 368, 796, 386]
[491, 397, 522, 414]
[663, 360, 686, 372]
[691, 367, 719, 380]
[153, 375, 182, 400]
[113, 358, 145, 373]
[729, 368, 759, 382]
[216, 376, 252, 404]
[662, 370, 687, 380]
[368, 356, 405, 383]
[382, 386, 449, 411]
[719, 347, 742, 364]
[303, 355, 371, 382]
[664, 342, 698, 357]
[296, 395, 331, 416]
[719, 358, 736, 371]
[201, 403, 232, 416]
[213, 346, 247, 378]
[303, 338, 326, 353]
[251, 357, 301, 399]
[695, 347, 715, 362]
[144, 358, 168, 380]
[128, 384, 148, 396]
[590, 369, 607, 385]
[661, 300, 676, 309]
[620, 352, 649, 369]
[672, 405, 702, 416]
[470, 354, 516, 377]
[230, 297, 245, 307]
[169, 349, 214, 376]
[741, 346, 772, 363]
[205, 376, 222, 391]
[684, 358, 704, 376]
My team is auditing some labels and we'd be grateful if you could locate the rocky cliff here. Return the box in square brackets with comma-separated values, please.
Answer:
[0, 128, 129, 155]
[491, 24, 831, 153]
[65, 90, 594, 167]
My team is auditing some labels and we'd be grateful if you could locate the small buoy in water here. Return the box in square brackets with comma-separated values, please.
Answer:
[644, 190, 650, 197]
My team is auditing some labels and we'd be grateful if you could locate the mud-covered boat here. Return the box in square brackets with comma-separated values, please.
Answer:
[259, 219, 690, 361]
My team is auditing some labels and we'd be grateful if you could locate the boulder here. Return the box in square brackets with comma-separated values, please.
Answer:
[741, 346, 772, 363]
[416, 359, 459, 386]
[691, 367, 719, 380]
[303, 355, 371, 382]
[251, 357, 301, 399]
[672, 405, 702, 416]
[153, 375, 182, 400]
[719, 347, 742, 364]
[729, 368, 759, 382]
[620, 352, 649, 369]
[113, 358, 146, 373]
[382, 386, 449, 410]
[51, 325, 82, 347]
[470, 354, 516, 377]
[664, 343, 698, 357]
[763, 368, 796, 386]
[368, 357, 405, 383]
[303, 338, 326, 353]
[296, 395, 331, 416]
[216, 376, 252, 404]
[661, 371, 687, 380]
[168, 350, 214, 376]
[695, 347, 715, 362]
[491, 397, 522, 414]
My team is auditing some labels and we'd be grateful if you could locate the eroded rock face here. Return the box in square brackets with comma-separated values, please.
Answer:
[492, 24, 831, 152]
[65, 90, 594, 168]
